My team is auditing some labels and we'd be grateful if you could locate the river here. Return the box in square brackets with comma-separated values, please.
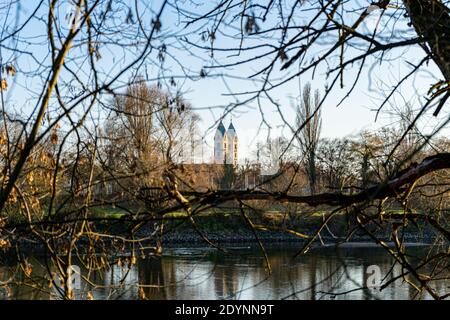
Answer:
[0, 243, 448, 300]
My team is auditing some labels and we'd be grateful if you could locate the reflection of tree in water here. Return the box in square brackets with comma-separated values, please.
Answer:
[0, 258, 52, 300]
[213, 265, 238, 299]
[309, 258, 317, 300]
[160, 258, 178, 299]
[0, 246, 448, 299]
[138, 256, 168, 300]
[361, 261, 371, 300]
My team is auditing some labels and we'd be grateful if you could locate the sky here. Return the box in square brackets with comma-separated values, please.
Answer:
[175, 36, 448, 163]
[3, 0, 449, 164]
[128, 0, 445, 164]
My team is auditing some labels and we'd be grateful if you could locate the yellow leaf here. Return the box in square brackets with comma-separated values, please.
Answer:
[139, 287, 146, 300]
[24, 263, 33, 277]
[130, 254, 137, 266]
[27, 173, 34, 184]
[40, 150, 46, 162]
[1, 79, 7, 91]
[67, 288, 74, 299]
[0, 239, 11, 249]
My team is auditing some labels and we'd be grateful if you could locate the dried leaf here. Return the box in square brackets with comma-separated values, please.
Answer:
[0, 239, 11, 249]
[279, 48, 288, 61]
[126, 8, 134, 24]
[24, 263, 33, 277]
[152, 18, 161, 31]
[6, 65, 15, 76]
[139, 287, 146, 300]
[67, 288, 74, 299]
[51, 132, 58, 145]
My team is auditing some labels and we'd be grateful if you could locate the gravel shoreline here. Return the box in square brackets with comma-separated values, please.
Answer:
[1, 227, 437, 256]
[160, 228, 436, 247]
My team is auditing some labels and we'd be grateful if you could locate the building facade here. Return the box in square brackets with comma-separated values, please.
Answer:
[214, 120, 238, 166]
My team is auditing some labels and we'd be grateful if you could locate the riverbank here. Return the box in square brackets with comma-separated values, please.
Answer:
[159, 227, 435, 248]
[1, 211, 439, 256]
[156, 212, 437, 247]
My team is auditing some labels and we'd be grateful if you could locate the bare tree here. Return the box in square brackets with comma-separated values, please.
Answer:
[0, 0, 449, 300]
[116, 82, 158, 160]
[317, 138, 357, 192]
[296, 83, 321, 195]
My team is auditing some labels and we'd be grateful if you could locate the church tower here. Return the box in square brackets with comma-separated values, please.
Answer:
[214, 121, 226, 164]
[226, 120, 238, 166]
[213, 119, 238, 165]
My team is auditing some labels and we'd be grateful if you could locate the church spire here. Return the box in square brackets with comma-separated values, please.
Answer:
[228, 118, 235, 131]
[217, 120, 226, 135]
[214, 118, 237, 165]
[225, 119, 237, 166]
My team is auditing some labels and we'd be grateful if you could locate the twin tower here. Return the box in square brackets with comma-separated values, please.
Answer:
[214, 120, 238, 166]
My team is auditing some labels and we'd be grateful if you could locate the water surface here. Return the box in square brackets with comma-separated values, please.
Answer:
[0, 243, 448, 300]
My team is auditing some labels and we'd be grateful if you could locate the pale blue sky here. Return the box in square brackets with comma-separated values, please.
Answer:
[3, 0, 449, 163]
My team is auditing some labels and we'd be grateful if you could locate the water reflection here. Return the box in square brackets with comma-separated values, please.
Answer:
[0, 244, 448, 300]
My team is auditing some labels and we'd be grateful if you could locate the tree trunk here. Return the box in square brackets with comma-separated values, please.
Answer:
[403, 0, 450, 81]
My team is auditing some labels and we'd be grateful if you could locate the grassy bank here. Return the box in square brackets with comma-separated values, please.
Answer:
[2, 205, 439, 255]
